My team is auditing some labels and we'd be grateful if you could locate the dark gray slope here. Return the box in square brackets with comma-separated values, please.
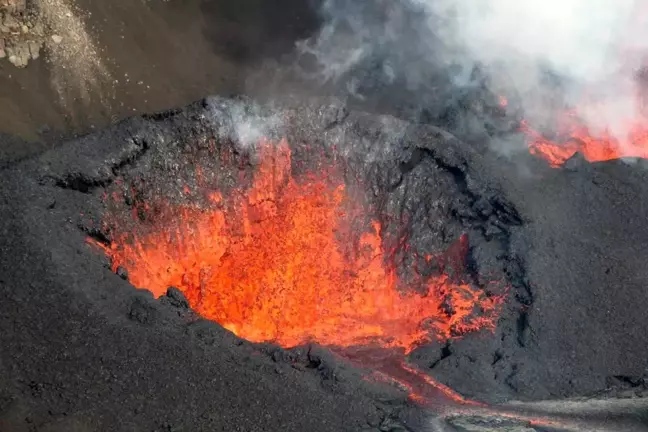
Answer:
[421, 151, 648, 404]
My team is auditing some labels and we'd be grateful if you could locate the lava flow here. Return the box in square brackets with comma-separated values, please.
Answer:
[95, 137, 502, 357]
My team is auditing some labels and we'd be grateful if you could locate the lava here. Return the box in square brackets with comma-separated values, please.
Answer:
[95, 138, 502, 354]
[347, 346, 482, 407]
[513, 85, 648, 167]
[521, 115, 648, 167]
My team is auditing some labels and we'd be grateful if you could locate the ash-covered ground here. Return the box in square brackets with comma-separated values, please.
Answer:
[1, 96, 648, 431]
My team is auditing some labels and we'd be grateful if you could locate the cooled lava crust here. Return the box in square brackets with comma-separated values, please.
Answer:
[1, 96, 647, 431]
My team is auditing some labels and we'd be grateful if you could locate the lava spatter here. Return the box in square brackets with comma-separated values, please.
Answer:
[94, 138, 503, 353]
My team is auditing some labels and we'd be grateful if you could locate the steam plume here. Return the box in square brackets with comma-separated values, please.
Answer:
[417, 0, 648, 145]
[206, 96, 282, 151]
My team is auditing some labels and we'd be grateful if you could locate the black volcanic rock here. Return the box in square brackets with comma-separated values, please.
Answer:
[419, 151, 648, 404]
[164, 287, 189, 309]
[0, 96, 647, 430]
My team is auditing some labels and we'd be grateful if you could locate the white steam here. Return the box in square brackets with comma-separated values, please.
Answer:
[416, 0, 648, 141]
[205, 96, 282, 151]
[421, 0, 637, 80]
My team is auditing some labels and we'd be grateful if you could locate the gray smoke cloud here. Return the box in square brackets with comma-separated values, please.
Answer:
[296, 0, 648, 154]
[295, 0, 443, 99]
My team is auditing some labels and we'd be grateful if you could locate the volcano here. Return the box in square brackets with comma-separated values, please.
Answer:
[1, 96, 648, 431]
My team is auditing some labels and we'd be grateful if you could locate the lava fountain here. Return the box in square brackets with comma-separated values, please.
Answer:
[92, 137, 504, 404]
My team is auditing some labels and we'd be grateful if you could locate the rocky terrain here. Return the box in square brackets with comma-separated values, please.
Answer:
[0, 0, 46, 67]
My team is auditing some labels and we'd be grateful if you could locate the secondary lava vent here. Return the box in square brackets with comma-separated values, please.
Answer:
[92, 135, 503, 357]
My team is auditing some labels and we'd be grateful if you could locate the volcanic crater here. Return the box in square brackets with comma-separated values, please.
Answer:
[1, 96, 648, 431]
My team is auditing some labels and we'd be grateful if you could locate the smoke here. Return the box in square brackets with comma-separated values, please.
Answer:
[205, 96, 282, 151]
[296, 0, 648, 154]
[294, 0, 445, 103]
[422, 0, 638, 79]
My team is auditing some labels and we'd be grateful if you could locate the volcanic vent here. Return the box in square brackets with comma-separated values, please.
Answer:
[86, 97, 515, 403]
[91, 112, 507, 359]
[95, 137, 502, 353]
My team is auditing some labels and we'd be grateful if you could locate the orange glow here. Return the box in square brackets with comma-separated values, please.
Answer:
[522, 116, 648, 167]
[95, 138, 503, 353]
[521, 2, 648, 167]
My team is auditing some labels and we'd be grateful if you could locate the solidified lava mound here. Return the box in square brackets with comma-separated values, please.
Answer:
[2, 96, 648, 430]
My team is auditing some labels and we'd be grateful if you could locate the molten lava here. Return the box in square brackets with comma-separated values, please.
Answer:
[522, 115, 648, 167]
[96, 138, 502, 353]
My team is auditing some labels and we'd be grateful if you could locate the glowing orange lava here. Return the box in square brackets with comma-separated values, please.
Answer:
[522, 115, 648, 167]
[95, 138, 503, 353]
